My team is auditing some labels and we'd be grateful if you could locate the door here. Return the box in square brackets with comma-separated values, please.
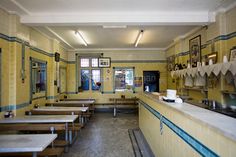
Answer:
[143, 71, 160, 92]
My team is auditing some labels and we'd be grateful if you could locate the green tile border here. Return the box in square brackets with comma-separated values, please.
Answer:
[167, 31, 236, 59]
[139, 100, 219, 157]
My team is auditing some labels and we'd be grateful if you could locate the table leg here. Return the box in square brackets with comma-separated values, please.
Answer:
[113, 107, 116, 117]
[65, 122, 69, 152]
[32, 152, 37, 157]
[113, 100, 117, 117]
[81, 115, 84, 124]
[92, 103, 95, 114]
[65, 122, 68, 141]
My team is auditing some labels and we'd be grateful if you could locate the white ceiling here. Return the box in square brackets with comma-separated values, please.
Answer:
[0, 0, 235, 50]
[36, 25, 197, 49]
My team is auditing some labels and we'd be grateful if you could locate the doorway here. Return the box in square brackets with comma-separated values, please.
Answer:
[143, 71, 160, 92]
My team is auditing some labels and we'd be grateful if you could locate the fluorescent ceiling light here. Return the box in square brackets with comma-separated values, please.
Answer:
[135, 30, 144, 47]
[102, 25, 127, 29]
[75, 31, 88, 47]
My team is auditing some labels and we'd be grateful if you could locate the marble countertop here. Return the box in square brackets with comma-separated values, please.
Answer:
[0, 115, 78, 124]
[33, 106, 89, 112]
[0, 134, 57, 153]
[142, 93, 236, 142]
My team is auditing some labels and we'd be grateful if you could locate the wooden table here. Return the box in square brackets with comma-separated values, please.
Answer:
[0, 134, 57, 157]
[0, 115, 78, 146]
[109, 98, 138, 117]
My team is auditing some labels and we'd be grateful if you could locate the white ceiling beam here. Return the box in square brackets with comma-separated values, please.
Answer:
[10, 0, 31, 15]
[45, 27, 75, 49]
[21, 12, 213, 26]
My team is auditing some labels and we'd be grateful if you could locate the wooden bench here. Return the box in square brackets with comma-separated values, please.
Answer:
[46, 99, 95, 114]
[0, 147, 64, 157]
[0, 124, 69, 148]
[59, 98, 95, 101]
[27, 110, 90, 125]
[109, 98, 138, 117]
[26, 110, 83, 115]
[0, 124, 66, 132]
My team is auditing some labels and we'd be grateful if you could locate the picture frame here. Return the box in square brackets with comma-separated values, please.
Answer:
[167, 55, 175, 71]
[98, 57, 111, 68]
[208, 52, 218, 64]
[229, 46, 236, 62]
[189, 35, 201, 68]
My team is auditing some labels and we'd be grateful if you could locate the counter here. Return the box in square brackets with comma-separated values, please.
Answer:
[138, 93, 236, 157]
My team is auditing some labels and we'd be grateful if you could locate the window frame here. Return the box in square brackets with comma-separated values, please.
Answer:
[30, 57, 47, 102]
[78, 56, 102, 92]
[113, 67, 135, 93]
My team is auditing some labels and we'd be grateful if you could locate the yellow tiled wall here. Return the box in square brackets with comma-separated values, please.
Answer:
[66, 61, 167, 104]
[166, 6, 236, 104]
[0, 8, 68, 117]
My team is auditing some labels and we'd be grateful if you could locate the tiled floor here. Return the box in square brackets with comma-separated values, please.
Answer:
[62, 113, 138, 157]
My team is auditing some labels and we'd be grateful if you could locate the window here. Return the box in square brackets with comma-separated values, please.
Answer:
[30, 58, 47, 100]
[114, 68, 134, 92]
[32, 62, 46, 93]
[92, 70, 101, 90]
[81, 69, 90, 90]
[91, 58, 98, 67]
[79, 57, 101, 91]
[81, 58, 89, 67]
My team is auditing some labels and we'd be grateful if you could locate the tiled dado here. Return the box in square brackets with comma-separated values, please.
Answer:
[0, 95, 60, 112]
[0, 101, 30, 112]
[138, 100, 219, 157]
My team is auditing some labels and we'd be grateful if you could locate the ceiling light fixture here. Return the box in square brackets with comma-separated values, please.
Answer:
[75, 31, 88, 47]
[135, 30, 144, 47]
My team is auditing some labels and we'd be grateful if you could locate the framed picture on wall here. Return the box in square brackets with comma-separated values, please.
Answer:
[189, 35, 201, 67]
[98, 57, 111, 68]
[167, 55, 175, 71]
[229, 46, 236, 61]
